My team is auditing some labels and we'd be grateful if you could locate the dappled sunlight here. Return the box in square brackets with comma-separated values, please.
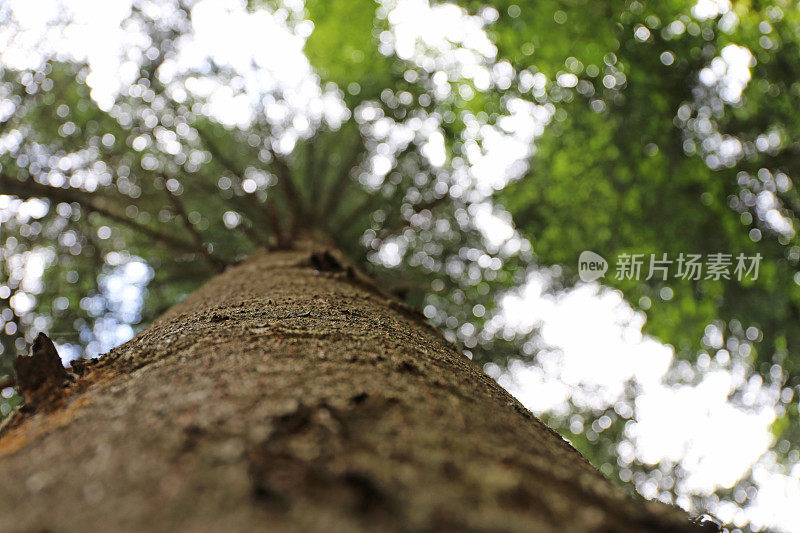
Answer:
[495, 276, 796, 530]
[1, 0, 799, 530]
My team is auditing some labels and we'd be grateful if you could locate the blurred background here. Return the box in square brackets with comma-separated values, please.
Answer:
[0, 0, 799, 531]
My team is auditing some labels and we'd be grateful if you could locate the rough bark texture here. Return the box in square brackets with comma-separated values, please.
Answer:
[0, 244, 703, 532]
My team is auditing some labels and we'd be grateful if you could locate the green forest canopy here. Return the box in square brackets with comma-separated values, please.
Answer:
[1, 0, 799, 530]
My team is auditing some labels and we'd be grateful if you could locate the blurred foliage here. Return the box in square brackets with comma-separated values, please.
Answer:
[494, 0, 800, 380]
[1, 0, 799, 530]
[461, 0, 800, 524]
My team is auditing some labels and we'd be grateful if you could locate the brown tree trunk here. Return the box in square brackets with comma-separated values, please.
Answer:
[0, 243, 701, 532]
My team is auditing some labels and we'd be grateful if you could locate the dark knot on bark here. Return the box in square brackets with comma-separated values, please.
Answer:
[308, 250, 344, 273]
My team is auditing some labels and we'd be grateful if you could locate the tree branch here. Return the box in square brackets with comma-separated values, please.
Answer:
[322, 134, 365, 220]
[264, 144, 305, 232]
[374, 195, 449, 242]
[0, 174, 222, 261]
[306, 136, 321, 225]
[264, 195, 290, 249]
[330, 189, 384, 236]
[163, 185, 227, 272]
[190, 176, 274, 248]
[193, 127, 286, 244]
[0, 375, 14, 390]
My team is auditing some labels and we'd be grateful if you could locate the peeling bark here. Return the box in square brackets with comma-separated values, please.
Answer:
[0, 244, 705, 532]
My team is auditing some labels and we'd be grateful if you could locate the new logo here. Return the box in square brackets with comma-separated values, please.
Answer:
[578, 251, 608, 282]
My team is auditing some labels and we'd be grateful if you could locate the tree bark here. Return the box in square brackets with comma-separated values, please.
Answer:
[0, 243, 702, 532]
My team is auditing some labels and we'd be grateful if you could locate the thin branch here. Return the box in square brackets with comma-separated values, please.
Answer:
[374, 195, 449, 242]
[335, 193, 449, 244]
[265, 195, 289, 248]
[329, 141, 418, 235]
[330, 189, 385, 236]
[0, 375, 14, 390]
[307, 136, 321, 225]
[264, 144, 305, 231]
[163, 186, 227, 272]
[322, 133, 365, 219]
[193, 127, 285, 243]
[0, 174, 222, 261]
[0, 237, 29, 378]
[241, 220, 272, 248]
[191, 176, 273, 248]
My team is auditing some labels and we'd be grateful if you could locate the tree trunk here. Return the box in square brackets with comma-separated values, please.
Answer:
[0, 243, 701, 532]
